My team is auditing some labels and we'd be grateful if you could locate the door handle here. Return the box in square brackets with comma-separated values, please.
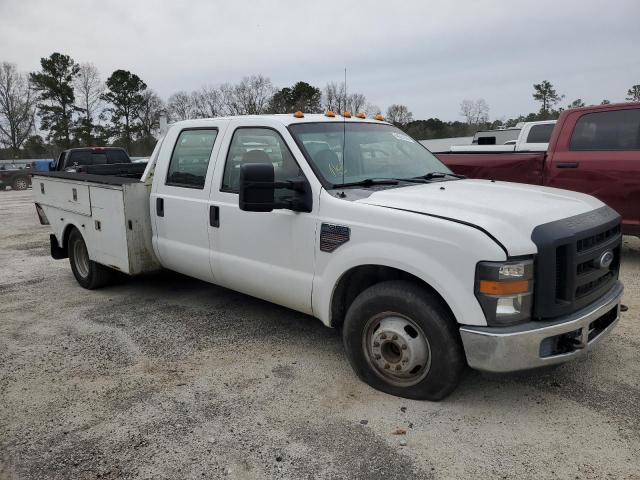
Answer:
[210, 205, 219, 227]
[556, 162, 579, 169]
[156, 197, 164, 217]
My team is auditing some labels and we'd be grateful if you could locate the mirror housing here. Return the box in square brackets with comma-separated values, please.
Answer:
[239, 163, 276, 212]
[239, 163, 312, 213]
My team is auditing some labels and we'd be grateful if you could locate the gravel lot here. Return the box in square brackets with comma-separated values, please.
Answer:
[1, 188, 639, 480]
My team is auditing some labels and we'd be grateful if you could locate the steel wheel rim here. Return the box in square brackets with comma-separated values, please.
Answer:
[363, 312, 432, 387]
[73, 238, 90, 278]
[15, 179, 27, 190]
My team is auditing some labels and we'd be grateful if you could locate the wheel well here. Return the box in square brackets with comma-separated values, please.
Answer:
[330, 265, 454, 328]
[61, 224, 79, 252]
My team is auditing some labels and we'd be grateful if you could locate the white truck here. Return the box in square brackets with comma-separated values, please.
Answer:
[32, 113, 623, 400]
[451, 120, 557, 152]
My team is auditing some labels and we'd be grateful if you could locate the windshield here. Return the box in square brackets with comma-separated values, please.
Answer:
[288, 122, 451, 186]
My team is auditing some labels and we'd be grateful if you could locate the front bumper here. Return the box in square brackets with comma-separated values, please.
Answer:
[460, 282, 623, 372]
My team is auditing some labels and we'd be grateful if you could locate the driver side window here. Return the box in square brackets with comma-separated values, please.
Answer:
[221, 127, 302, 193]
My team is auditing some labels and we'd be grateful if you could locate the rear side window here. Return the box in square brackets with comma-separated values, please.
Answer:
[106, 150, 129, 164]
[166, 129, 218, 189]
[65, 151, 108, 168]
[526, 124, 555, 143]
[570, 109, 640, 150]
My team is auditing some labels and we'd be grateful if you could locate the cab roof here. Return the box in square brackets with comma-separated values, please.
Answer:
[170, 113, 391, 128]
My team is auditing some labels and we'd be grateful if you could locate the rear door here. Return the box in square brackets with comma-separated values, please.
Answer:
[151, 121, 228, 282]
[547, 107, 640, 232]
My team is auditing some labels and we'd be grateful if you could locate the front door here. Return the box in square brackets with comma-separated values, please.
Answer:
[208, 122, 317, 314]
[547, 108, 640, 232]
[152, 124, 226, 282]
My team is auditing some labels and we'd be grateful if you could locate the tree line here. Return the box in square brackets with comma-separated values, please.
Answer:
[1, 52, 639, 160]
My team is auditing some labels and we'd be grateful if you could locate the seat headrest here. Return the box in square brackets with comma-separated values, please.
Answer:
[243, 149, 272, 164]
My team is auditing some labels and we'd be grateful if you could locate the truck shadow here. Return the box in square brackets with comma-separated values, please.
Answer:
[96, 268, 639, 434]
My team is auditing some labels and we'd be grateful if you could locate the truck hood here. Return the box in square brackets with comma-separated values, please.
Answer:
[356, 179, 605, 256]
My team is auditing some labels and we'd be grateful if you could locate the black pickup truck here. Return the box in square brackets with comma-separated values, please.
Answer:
[0, 165, 32, 190]
[53, 147, 132, 171]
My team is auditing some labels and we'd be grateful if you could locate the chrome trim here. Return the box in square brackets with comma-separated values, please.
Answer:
[460, 282, 623, 372]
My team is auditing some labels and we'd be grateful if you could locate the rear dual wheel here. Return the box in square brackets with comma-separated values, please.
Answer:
[68, 228, 112, 289]
[343, 281, 465, 401]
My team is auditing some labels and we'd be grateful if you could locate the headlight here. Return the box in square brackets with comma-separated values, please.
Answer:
[475, 259, 534, 326]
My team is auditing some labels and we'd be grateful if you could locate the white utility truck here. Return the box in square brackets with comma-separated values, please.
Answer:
[451, 120, 557, 152]
[32, 113, 623, 400]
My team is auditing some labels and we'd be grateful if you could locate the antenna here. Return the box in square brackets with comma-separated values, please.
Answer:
[342, 67, 347, 186]
[344, 67, 347, 102]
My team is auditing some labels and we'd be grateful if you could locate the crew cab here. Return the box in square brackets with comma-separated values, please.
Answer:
[437, 102, 640, 236]
[32, 114, 624, 400]
[52, 147, 132, 172]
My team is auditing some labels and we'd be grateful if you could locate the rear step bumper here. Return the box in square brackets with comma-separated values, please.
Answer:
[460, 282, 623, 372]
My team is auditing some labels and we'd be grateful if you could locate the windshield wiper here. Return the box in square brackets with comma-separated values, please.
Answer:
[332, 178, 399, 188]
[399, 171, 466, 182]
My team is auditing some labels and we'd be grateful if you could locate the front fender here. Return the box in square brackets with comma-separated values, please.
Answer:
[312, 224, 506, 328]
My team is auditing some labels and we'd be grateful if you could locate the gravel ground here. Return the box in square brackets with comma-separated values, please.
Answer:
[1, 188, 639, 480]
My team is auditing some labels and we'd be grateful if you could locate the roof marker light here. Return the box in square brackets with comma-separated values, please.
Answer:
[374, 114, 385, 121]
[325, 111, 336, 117]
[293, 111, 304, 118]
[356, 112, 366, 119]
[342, 111, 352, 118]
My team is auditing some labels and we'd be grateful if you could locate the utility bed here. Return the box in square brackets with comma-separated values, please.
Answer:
[32, 169, 160, 275]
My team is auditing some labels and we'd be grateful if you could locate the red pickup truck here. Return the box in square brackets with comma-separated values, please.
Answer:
[436, 102, 640, 236]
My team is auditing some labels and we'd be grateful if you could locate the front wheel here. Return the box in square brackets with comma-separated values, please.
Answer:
[342, 280, 465, 401]
[68, 228, 111, 289]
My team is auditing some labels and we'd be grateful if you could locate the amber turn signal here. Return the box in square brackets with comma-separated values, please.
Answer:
[478, 280, 529, 295]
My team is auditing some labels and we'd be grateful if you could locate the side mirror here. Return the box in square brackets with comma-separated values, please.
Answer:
[239, 163, 276, 212]
[239, 163, 312, 213]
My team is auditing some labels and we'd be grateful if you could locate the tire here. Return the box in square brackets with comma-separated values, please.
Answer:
[343, 280, 465, 401]
[68, 228, 111, 289]
[12, 176, 29, 190]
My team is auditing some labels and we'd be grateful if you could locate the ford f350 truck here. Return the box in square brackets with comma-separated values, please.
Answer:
[437, 102, 640, 236]
[32, 113, 623, 400]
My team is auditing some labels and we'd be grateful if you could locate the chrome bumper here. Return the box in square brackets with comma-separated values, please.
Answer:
[460, 282, 623, 373]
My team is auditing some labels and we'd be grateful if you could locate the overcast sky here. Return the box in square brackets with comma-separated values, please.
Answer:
[1, 0, 639, 121]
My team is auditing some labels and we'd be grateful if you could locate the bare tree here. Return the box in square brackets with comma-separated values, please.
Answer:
[0, 62, 37, 156]
[386, 104, 413, 127]
[137, 89, 165, 140]
[365, 103, 381, 116]
[168, 91, 194, 121]
[323, 82, 347, 112]
[347, 93, 367, 114]
[74, 63, 103, 126]
[190, 85, 223, 118]
[460, 98, 489, 124]
[475, 99, 489, 123]
[227, 75, 275, 115]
